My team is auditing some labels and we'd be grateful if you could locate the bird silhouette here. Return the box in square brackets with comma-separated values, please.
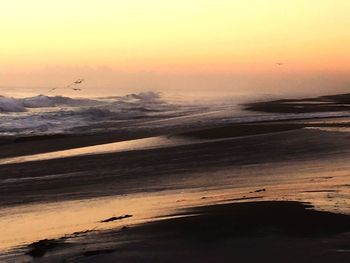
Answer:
[48, 79, 85, 93]
[73, 79, 84, 85]
[48, 87, 57, 92]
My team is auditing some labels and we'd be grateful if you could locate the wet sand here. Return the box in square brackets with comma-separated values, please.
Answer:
[70, 201, 350, 263]
[2, 125, 350, 208]
[7, 201, 350, 262]
[245, 93, 350, 113]
[2, 93, 350, 262]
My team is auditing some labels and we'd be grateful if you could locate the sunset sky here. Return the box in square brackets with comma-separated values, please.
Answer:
[1, 0, 350, 94]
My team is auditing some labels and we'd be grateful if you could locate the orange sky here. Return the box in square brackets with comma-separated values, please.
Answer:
[1, 0, 350, 93]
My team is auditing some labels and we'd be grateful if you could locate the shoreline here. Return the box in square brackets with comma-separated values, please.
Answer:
[2, 92, 350, 262]
[1, 92, 350, 159]
[5, 201, 350, 262]
[245, 93, 350, 113]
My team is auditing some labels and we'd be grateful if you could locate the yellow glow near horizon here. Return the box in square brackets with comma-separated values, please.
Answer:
[1, 0, 350, 74]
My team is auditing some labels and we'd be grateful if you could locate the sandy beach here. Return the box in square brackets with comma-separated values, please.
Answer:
[1, 93, 350, 262]
[3, 1, 350, 261]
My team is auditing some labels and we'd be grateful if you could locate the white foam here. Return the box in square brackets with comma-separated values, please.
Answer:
[0, 91, 184, 136]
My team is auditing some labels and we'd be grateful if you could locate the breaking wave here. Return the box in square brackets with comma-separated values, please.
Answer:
[0, 96, 26, 112]
[0, 91, 183, 136]
[0, 95, 101, 112]
[2, 90, 346, 138]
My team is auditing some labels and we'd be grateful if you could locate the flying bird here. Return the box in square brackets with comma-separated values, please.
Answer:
[276, 62, 284, 66]
[68, 79, 84, 91]
[73, 79, 84, 85]
[48, 79, 85, 93]
[48, 87, 58, 92]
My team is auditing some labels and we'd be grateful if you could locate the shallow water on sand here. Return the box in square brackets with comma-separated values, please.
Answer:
[2, 94, 350, 261]
[0, 136, 193, 165]
[1, 155, 350, 254]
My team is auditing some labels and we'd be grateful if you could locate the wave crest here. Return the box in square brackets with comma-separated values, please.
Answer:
[0, 95, 103, 113]
[0, 96, 26, 112]
[0, 91, 180, 136]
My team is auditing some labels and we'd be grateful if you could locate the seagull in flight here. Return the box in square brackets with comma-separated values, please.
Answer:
[48, 79, 85, 93]
[48, 87, 58, 92]
[276, 62, 284, 66]
[73, 79, 84, 85]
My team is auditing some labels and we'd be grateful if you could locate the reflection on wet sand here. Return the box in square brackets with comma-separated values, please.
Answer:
[0, 136, 193, 165]
[2, 94, 350, 262]
[1, 155, 350, 257]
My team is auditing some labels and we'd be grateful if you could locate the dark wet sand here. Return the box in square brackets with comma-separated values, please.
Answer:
[21, 201, 350, 262]
[2, 93, 350, 262]
[2, 126, 350, 207]
[0, 129, 161, 159]
[245, 93, 350, 113]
